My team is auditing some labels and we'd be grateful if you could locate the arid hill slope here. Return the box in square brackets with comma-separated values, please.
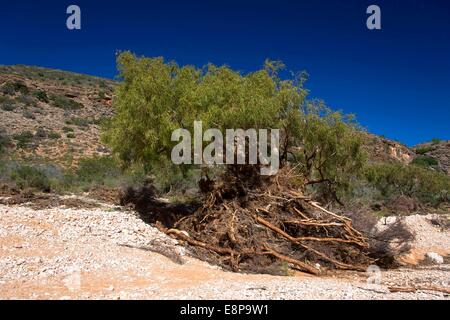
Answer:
[0, 65, 115, 167]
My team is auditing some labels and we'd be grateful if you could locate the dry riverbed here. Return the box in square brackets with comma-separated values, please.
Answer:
[0, 196, 448, 300]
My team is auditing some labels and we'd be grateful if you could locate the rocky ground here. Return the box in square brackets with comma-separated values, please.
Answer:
[0, 195, 448, 300]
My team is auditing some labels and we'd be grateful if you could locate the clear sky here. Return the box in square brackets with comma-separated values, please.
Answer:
[1, 0, 449, 146]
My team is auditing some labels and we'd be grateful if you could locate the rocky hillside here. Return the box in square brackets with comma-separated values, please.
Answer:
[0, 65, 115, 168]
[0, 65, 448, 174]
[362, 132, 415, 165]
[413, 140, 450, 175]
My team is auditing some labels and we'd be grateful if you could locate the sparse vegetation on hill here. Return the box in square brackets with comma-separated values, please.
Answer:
[0, 64, 115, 167]
[0, 65, 115, 89]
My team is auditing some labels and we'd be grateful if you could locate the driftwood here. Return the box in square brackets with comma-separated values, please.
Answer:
[388, 286, 450, 295]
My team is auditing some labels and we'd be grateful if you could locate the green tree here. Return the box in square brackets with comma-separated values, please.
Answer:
[294, 101, 366, 203]
[103, 52, 366, 198]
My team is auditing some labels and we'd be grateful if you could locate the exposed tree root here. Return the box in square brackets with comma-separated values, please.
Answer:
[168, 167, 372, 275]
[127, 166, 374, 275]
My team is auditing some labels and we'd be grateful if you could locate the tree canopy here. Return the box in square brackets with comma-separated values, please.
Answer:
[103, 52, 366, 197]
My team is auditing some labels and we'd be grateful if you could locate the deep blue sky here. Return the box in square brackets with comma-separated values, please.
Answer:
[1, 0, 449, 146]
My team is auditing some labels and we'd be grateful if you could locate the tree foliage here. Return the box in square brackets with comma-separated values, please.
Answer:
[365, 163, 450, 206]
[103, 52, 366, 196]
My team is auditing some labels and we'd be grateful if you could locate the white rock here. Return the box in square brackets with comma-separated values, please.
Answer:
[426, 252, 444, 264]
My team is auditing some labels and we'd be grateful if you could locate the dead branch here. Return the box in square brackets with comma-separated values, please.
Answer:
[261, 245, 320, 275]
[166, 228, 236, 256]
[299, 243, 367, 271]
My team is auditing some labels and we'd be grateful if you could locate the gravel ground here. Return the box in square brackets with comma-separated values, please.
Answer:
[0, 197, 448, 300]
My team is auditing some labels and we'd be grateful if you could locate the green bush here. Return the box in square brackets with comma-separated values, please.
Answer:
[66, 133, 75, 139]
[91, 116, 108, 126]
[1, 81, 29, 95]
[1, 83, 16, 95]
[34, 127, 47, 139]
[431, 138, 441, 145]
[62, 126, 74, 133]
[411, 155, 438, 168]
[12, 131, 34, 149]
[75, 156, 122, 184]
[0, 129, 11, 155]
[0, 95, 13, 104]
[68, 117, 90, 127]
[365, 163, 450, 206]
[50, 94, 83, 110]
[99, 81, 107, 89]
[56, 157, 145, 192]
[415, 146, 433, 155]
[47, 131, 61, 140]
[23, 110, 36, 120]
[33, 90, 49, 103]
[0, 96, 17, 111]
[1, 102, 16, 111]
[98, 91, 106, 100]
[10, 165, 51, 192]
[16, 94, 37, 107]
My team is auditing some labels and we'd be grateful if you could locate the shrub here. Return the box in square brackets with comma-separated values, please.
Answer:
[411, 155, 438, 168]
[12, 131, 34, 149]
[1, 102, 16, 111]
[74, 156, 122, 185]
[98, 91, 106, 100]
[1, 81, 29, 95]
[23, 110, 36, 120]
[47, 131, 61, 140]
[0, 129, 11, 155]
[415, 146, 433, 155]
[1, 82, 16, 95]
[69, 117, 90, 127]
[431, 138, 441, 145]
[62, 126, 74, 133]
[365, 163, 450, 206]
[33, 90, 49, 103]
[34, 127, 47, 139]
[50, 94, 83, 110]
[10, 165, 51, 192]
[66, 133, 75, 139]
[91, 116, 108, 126]
[0, 95, 13, 104]
[0, 96, 16, 111]
[16, 94, 37, 107]
[16, 82, 29, 95]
